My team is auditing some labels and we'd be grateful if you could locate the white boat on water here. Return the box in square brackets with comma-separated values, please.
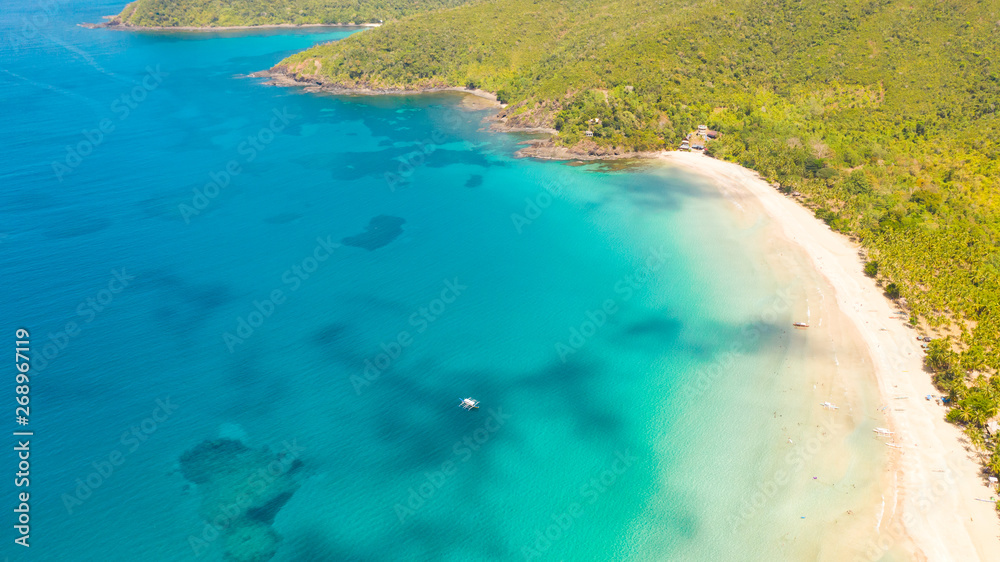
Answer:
[460, 397, 479, 410]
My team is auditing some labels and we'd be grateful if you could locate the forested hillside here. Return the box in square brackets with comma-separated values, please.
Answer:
[274, 0, 1000, 472]
[110, 0, 472, 27]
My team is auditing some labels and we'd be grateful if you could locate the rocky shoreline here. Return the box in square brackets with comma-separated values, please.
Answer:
[251, 68, 499, 104]
[511, 138, 663, 161]
[255, 66, 666, 162]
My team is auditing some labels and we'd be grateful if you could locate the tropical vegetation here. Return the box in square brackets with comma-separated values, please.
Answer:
[124, 0, 1000, 493]
[111, 0, 472, 27]
[275, 0, 1000, 487]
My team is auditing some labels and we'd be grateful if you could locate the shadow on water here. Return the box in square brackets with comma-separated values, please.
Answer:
[142, 268, 235, 335]
[43, 215, 112, 239]
[288, 147, 499, 183]
[275, 354, 636, 559]
[263, 212, 304, 224]
[620, 314, 684, 339]
[200, 296, 787, 560]
[287, 528, 373, 562]
[333, 354, 622, 482]
[220, 348, 286, 419]
[309, 322, 368, 373]
[138, 191, 188, 221]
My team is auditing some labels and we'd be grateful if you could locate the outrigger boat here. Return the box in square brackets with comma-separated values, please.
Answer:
[459, 397, 480, 410]
[820, 401, 839, 410]
[793, 322, 809, 328]
[873, 427, 894, 436]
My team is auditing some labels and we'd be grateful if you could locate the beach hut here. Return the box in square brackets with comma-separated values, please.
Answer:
[706, 130, 719, 139]
[697, 124, 707, 131]
[585, 130, 594, 137]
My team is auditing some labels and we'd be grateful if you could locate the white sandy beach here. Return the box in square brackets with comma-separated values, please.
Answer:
[660, 151, 1000, 561]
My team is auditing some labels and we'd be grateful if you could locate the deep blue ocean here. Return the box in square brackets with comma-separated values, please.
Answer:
[0, 2, 819, 561]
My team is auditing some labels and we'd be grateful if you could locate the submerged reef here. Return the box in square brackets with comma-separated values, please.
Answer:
[465, 174, 483, 188]
[180, 438, 305, 562]
[341, 215, 406, 250]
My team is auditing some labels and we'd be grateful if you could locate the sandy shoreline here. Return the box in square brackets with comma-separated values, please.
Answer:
[237, 66, 999, 554]
[660, 151, 999, 561]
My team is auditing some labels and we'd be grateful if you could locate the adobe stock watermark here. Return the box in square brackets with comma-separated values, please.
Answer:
[33, 269, 137, 374]
[6, 0, 73, 54]
[384, 109, 464, 192]
[394, 406, 510, 524]
[522, 449, 637, 560]
[179, 107, 298, 223]
[187, 439, 306, 558]
[52, 65, 167, 182]
[555, 246, 668, 362]
[61, 397, 179, 514]
[223, 235, 340, 352]
[350, 278, 468, 395]
[510, 175, 574, 234]
[681, 286, 793, 400]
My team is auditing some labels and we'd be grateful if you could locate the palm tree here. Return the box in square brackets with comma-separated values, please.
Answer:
[965, 426, 988, 460]
[965, 392, 998, 433]
[988, 376, 1000, 400]
[988, 450, 1000, 479]
[947, 402, 972, 425]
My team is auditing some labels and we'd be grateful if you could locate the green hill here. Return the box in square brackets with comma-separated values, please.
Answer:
[110, 0, 472, 27]
[273, 0, 1000, 460]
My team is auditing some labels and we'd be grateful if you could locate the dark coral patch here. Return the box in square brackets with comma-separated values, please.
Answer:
[341, 215, 405, 251]
[465, 174, 484, 188]
[179, 438, 304, 562]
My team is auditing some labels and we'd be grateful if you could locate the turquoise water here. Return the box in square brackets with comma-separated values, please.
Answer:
[0, 3, 823, 561]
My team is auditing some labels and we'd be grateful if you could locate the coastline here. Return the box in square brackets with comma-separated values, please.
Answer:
[659, 151, 1000, 561]
[255, 69, 647, 154]
[251, 68, 504, 109]
[510, 139, 661, 161]
[255, 67, 581, 134]
[248, 68, 998, 554]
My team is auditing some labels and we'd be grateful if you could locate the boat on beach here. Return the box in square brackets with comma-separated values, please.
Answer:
[793, 322, 809, 328]
[459, 397, 479, 410]
[820, 401, 839, 410]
